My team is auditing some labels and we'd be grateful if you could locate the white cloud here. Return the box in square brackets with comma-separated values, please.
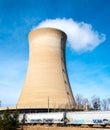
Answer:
[34, 18, 106, 52]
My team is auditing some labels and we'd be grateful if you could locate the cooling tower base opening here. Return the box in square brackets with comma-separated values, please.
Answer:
[0, 107, 76, 114]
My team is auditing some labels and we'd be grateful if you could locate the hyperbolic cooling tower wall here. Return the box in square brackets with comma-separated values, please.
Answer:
[17, 28, 75, 109]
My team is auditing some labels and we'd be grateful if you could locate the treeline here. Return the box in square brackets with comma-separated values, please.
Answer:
[75, 94, 110, 110]
[0, 108, 20, 130]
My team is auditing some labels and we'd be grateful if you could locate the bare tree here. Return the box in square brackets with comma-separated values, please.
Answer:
[101, 99, 109, 110]
[108, 98, 110, 103]
[107, 98, 110, 110]
[82, 98, 89, 105]
[75, 94, 110, 111]
[91, 95, 101, 110]
[75, 94, 84, 107]
[75, 94, 90, 110]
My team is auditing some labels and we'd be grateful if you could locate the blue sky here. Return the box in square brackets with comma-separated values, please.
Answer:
[0, 0, 110, 107]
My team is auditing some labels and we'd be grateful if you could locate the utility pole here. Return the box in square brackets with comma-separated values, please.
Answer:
[48, 96, 49, 113]
[0, 101, 1, 107]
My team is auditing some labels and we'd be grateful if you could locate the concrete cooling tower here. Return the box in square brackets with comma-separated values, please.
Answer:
[17, 28, 75, 110]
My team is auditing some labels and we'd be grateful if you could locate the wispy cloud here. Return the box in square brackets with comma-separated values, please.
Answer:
[34, 18, 106, 52]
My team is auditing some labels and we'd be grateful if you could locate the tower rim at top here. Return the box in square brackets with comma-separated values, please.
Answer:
[28, 27, 67, 41]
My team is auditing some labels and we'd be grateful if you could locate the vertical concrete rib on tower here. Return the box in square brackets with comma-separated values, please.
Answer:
[17, 27, 75, 109]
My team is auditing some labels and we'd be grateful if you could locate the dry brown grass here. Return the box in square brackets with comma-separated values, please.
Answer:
[21, 125, 110, 130]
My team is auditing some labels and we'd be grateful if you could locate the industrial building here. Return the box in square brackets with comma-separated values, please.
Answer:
[14, 28, 76, 112]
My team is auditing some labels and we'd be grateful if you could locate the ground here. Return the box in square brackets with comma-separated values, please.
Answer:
[21, 125, 110, 130]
